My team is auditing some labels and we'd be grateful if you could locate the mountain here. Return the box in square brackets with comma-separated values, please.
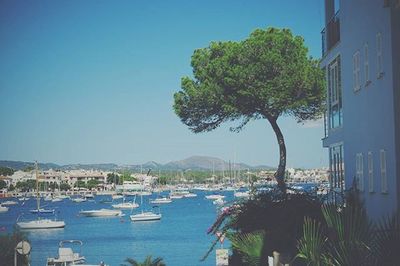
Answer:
[0, 157, 274, 172]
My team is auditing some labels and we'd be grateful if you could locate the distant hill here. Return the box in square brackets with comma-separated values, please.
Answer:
[0, 156, 274, 172]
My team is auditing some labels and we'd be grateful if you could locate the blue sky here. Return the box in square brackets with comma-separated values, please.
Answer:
[0, 0, 327, 168]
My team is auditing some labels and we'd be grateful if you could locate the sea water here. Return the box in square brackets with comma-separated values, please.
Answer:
[0, 190, 233, 266]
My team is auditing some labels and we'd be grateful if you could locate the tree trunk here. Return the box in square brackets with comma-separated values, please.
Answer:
[268, 118, 287, 193]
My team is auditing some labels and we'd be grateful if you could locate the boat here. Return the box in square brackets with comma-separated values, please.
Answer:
[111, 194, 123, 200]
[205, 194, 225, 200]
[213, 198, 226, 205]
[46, 240, 107, 266]
[234, 191, 250, 198]
[150, 197, 172, 204]
[130, 181, 162, 222]
[51, 197, 63, 202]
[130, 210, 162, 222]
[0, 205, 9, 213]
[1, 200, 18, 206]
[16, 218, 65, 230]
[17, 161, 65, 230]
[79, 209, 122, 217]
[183, 192, 197, 198]
[71, 197, 87, 203]
[29, 208, 55, 214]
[112, 201, 139, 209]
[44, 194, 53, 201]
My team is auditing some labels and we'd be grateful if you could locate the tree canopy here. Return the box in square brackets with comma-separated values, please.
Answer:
[173, 27, 325, 191]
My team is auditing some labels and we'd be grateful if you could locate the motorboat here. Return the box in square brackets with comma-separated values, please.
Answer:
[111, 194, 123, 200]
[169, 191, 184, 199]
[17, 218, 65, 229]
[112, 201, 139, 209]
[234, 191, 250, 198]
[1, 200, 18, 206]
[71, 197, 87, 203]
[213, 198, 226, 205]
[130, 211, 161, 222]
[29, 208, 55, 214]
[46, 240, 107, 266]
[79, 209, 122, 217]
[44, 195, 53, 201]
[52, 197, 63, 202]
[0, 205, 9, 212]
[205, 194, 225, 200]
[183, 192, 197, 198]
[150, 197, 172, 204]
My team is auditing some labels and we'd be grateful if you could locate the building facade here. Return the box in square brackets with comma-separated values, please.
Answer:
[321, 0, 400, 219]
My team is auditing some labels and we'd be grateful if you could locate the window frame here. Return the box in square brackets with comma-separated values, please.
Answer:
[368, 151, 374, 193]
[353, 51, 361, 91]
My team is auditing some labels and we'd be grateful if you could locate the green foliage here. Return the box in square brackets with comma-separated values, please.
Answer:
[158, 175, 168, 185]
[59, 183, 71, 191]
[0, 180, 7, 189]
[107, 173, 120, 184]
[74, 180, 86, 188]
[122, 255, 166, 266]
[22, 166, 34, 172]
[228, 231, 266, 266]
[0, 166, 15, 176]
[173, 27, 325, 191]
[49, 182, 59, 190]
[0, 231, 29, 266]
[87, 179, 100, 190]
[16, 180, 36, 192]
[173, 27, 325, 132]
[121, 171, 136, 183]
[8, 184, 15, 191]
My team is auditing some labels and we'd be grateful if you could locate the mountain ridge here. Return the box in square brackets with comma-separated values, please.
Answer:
[0, 156, 274, 172]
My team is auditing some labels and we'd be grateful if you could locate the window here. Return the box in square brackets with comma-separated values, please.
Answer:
[368, 152, 374, 192]
[376, 33, 383, 77]
[330, 144, 344, 191]
[353, 51, 361, 91]
[328, 56, 342, 129]
[364, 44, 370, 85]
[380, 149, 388, 193]
[356, 153, 364, 191]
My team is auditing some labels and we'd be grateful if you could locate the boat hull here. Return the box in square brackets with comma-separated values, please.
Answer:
[79, 209, 122, 217]
[17, 219, 65, 229]
[130, 213, 161, 222]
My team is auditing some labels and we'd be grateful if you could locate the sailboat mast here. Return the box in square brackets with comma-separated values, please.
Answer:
[35, 161, 40, 210]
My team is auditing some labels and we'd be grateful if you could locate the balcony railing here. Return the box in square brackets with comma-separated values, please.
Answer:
[321, 11, 340, 56]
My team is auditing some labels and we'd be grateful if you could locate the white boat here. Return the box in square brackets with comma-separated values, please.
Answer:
[71, 197, 87, 203]
[111, 194, 124, 200]
[213, 198, 226, 205]
[44, 195, 53, 201]
[130, 184, 162, 222]
[29, 208, 55, 214]
[183, 192, 197, 198]
[1, 200, 18, 206]
[79, 209, 122, 217]
[84, 193, 95, 199]
[150, 197, 172, 204]
[17, 161, 65, 230]
[169, 193, 183, 199]
[18, 197, 30, 201]
[112, 201, 139, 209]
[130, 211, 161, 222]
[46, 240, 107, 266]
[205, 194, 225, 200]
[234, 191, 250, 198]
[17, 218, 65, 229]
[0, 205, 9, 212]
[52, 197, 63, 202]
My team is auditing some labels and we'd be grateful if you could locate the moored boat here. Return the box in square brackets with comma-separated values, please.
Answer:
[79, 209, 122, 217]
[17, 218, 65, 229]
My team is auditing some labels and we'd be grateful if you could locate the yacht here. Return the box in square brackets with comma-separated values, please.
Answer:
[130, 211, 161, 222]
[0, 205, 9, 213]
[16, 218, 65, 230]
[46, 240, 107, 266]
[112, 201, 139, 209]
[234, 191, 250, 198]
[150, 197, 172, 204]
[205, 194, 225, 200]
[1, 200, 18, 206]
[79, 209, 122, 217]
[29, 208, 55, 214]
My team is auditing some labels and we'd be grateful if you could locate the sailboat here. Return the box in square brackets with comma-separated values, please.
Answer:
[29, 165, 55, 214]
[112, 174, 139, 209]
[17, 162, 65, 230]
[130, 182, 161, 222]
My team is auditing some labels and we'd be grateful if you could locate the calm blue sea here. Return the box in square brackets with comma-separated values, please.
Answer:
[0, 190, 234, 266]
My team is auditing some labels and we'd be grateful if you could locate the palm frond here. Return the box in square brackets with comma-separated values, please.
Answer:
[228, 230, 265, 266]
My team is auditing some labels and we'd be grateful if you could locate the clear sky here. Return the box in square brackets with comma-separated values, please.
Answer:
[0, 0, 327, 168]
